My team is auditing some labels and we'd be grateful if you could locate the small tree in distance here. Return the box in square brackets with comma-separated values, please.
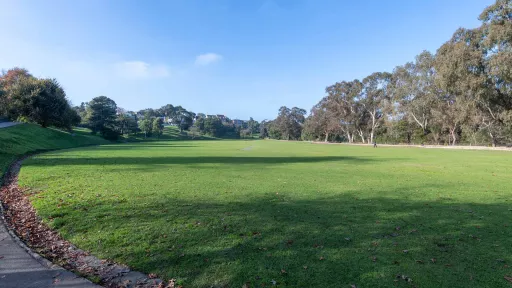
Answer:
[139, 119, 152, 138]
[152, 117, 164, 138]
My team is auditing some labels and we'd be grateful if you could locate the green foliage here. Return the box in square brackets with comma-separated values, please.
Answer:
[86, 96, 119, 139]
[152, 118, 164, 138]
[270, 106, 306, 140]
[117, 112, 138, 135]
[295, 1, 512, 146]
[202, 117, 223, 137]
[18, 140, 512, 287]
[138, 119, 152, 138]
[0, 71, 79, 130]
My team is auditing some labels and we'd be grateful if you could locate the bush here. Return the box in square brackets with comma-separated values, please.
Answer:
[101, 127, 120, 141]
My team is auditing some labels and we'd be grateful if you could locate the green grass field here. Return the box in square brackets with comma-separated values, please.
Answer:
[16, 138, 512, 287]
[0, 124, 109, 184]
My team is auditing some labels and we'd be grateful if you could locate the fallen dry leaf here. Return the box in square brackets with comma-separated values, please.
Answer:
[281, 269, 287, 274]
[319, 256, 325, 260]
[148, 273, 157, 279]
[303, 266, 308, 270]
[505, 276, 512, 283]
[431, 258, 437, 263]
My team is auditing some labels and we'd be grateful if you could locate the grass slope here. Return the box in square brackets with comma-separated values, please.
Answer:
[123, 126, 218, 142]
[0, 124, 109, 183]
[18, 140, 512, 287]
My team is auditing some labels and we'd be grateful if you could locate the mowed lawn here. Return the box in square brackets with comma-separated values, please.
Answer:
[18, 140, 512, 287]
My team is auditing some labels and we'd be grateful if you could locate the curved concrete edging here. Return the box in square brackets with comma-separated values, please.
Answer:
[0, 152, 173, 288]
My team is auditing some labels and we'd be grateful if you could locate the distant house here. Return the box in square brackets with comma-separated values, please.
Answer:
[216, 114, 226, 121]
[232, 119, 246, 127]
[206, 115, 216, 119]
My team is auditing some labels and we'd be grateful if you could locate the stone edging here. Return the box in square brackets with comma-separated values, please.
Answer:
[0, 155, 178, 288]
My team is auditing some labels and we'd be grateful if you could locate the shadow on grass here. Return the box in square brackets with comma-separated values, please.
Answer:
[49, 187, 512, 288]
[25, 155, 379, 167]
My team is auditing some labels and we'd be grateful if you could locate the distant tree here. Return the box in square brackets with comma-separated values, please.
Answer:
[240, 128, 252, 138]
[195, 117, 205, 132]
[117, 112, 138, 135]
[5, 77, 76, 129]
[272, 106, 306, 140]
[189, 126, 200, 139]
[391, 52, 438, 135]
[259, 120, 269, 138]
[247, 117, 259, 135]
[361, 72, 392, 144]
[87, 96, 119, 137]
[57, 103, 81, 131]
[1, 69, 36, 119]
[73, 102, 89, 125]
[139, 119, 152, 138]
[203, 117, 224, 137]
[323, 80, 364, 143]
[172, 106, 194, 132]
[152, 117, 164, 138]
[28, 78, 72, 128]
[0, 67, 33, 89]
[158, 104, 175, 118]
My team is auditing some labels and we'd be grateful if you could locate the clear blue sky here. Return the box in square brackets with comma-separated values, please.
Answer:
[0, 0, 494, 120]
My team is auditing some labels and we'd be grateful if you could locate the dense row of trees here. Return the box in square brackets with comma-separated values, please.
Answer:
[73, 97, 175, 140]
[72, 97, 259, 140]
[264, 0, 511, 146]
[1, 69, 259, 140]
[0, 68, 80, 130]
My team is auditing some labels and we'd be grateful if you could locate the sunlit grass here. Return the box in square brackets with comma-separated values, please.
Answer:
[19, 139, 512, 287]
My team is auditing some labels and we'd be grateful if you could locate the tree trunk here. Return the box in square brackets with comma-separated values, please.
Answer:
[324, 133, 329, 142]
[346, 131, 353, 143]
[490, 132, 496, 147]
[449, 128, 457, 146]
[357, 130, 365, 143]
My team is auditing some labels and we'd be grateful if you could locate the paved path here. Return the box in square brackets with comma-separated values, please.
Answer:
[0, 216, 99, 288]
[0, 122, 20, 129]
[0, 138, 99, 287]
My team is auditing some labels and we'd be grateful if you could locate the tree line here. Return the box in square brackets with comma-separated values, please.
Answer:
[73, 97, 260, 140]
[0, 67, 260, 140]
[263, 0, 511, 146]
[0, 68, 80, 130]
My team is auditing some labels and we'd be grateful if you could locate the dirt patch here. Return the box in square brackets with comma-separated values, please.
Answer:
[0, 156, 177, 288]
